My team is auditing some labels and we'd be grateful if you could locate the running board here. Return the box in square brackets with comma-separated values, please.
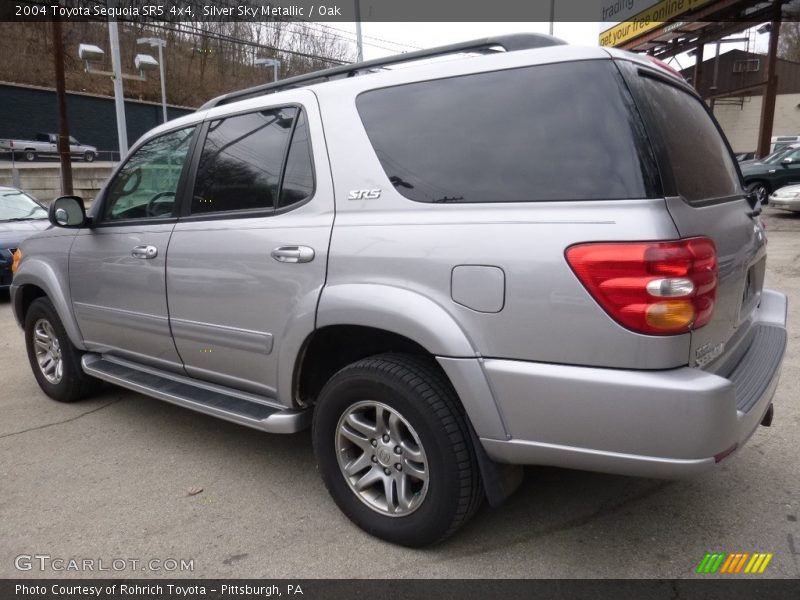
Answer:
[81, 354, 310, 434]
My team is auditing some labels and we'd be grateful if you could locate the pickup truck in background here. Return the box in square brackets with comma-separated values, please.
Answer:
[0, 133, 97, 162]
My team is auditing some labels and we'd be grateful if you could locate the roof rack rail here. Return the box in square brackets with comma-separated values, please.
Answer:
[199, 33, 566, 110]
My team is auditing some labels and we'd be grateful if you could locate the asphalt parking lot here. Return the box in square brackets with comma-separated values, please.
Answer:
[1, 207, 798, 579]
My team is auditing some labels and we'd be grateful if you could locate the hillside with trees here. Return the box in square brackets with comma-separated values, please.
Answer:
[0, 21, 354, 108]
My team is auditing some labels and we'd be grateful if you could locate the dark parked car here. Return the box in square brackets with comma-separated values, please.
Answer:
[741, 143, 800, 203]
[735, 151, 756, 162]
[0, 186, 49, 290]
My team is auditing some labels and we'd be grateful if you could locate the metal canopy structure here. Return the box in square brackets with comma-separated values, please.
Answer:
[615, 0, 794, 58]
[605, 0, 800, 157]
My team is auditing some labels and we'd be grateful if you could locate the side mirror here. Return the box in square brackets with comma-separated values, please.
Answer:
[48, 196, 86, 228]
[781, 157, 793, 166]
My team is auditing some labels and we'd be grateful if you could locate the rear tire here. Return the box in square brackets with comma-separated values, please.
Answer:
[24, 150, 36, 162]
[312, 353, 483, 546]
[24, 297, 101, 403]
[83, 151, 95, 162]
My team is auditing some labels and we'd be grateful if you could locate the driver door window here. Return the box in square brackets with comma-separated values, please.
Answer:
[102, 126, 195, 222]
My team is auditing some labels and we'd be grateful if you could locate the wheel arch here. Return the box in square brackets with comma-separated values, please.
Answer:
[293, 324, 431, 408]
[315, 283, 477, 357]
[12, 262, 85, 349]
[299, 333, 523, 509]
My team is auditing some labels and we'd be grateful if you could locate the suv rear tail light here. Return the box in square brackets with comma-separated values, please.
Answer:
[565, 238, 717, 335]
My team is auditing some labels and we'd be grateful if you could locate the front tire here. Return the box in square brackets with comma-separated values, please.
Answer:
[84, 151, 95, 162]
[24, 297, 101, 403]
[312, 353, 482, 546]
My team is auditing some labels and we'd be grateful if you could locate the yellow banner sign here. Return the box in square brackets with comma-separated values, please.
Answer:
[599, 0, 714, 47]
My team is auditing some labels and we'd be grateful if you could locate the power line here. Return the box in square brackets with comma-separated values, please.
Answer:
[140, 21, 351, 66]
[257, 20, 418, 55]
[300, 22, 423, 52]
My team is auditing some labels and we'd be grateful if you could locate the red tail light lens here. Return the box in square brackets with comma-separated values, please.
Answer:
[565, 238, 717, 335]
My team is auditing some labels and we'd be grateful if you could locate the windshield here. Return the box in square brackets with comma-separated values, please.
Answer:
[762, 146, 797, 164]
[0, 189, 47, 221]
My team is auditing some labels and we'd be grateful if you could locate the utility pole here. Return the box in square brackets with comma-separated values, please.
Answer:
[52, 17, 73, 196]
[709, 40, 721, 111]
[355, 0, 364, 62]
[549, 0, 555, 36]
[156, 41, 167, 122]
[692, 43, 705, 92]
[757, 12, 782, 158]
[108, 0, 128, 157]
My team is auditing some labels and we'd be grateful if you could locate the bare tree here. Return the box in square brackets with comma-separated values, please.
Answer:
[779, 22, 800, 63]
[0, 19, 355, 108]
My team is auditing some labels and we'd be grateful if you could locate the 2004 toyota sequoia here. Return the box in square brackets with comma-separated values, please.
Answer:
[11, 35, 788, 546]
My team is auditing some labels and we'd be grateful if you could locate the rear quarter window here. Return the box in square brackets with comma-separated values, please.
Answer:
[356, 60, 660, 203]
[625, 69, 741, 203]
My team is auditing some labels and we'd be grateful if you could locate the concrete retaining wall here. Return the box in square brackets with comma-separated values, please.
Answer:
[0, 162, 114, 203]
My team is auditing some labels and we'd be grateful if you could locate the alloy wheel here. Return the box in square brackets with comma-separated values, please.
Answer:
[32, 318, 63, 384]
[335, 400, 429, 517]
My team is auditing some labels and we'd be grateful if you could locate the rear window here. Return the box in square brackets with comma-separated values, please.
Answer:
[634, 74, 741, 203]
[356, 60, 659, 203]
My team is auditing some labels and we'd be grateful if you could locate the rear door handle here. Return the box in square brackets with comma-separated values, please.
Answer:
[271, 246, 315, 263]
[131, 245, 158, 259]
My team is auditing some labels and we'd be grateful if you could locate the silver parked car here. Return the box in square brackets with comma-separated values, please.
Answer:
[768, 184, 800, 212]
[10, 35, 788, 546]
[0, 133, 97, 162]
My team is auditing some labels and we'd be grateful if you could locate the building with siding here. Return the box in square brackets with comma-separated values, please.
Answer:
[680, 49, 800, 153]
[0, 82, 193, 157]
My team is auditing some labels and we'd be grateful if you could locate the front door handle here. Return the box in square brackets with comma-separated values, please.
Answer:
[271, 246, 315, 264]
[131, 245, 158, 259]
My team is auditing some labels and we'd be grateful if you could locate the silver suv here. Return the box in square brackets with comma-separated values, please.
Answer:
[10, 35, 788, 546]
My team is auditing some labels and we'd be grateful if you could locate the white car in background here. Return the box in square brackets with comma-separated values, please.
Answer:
[769, 185, 800, 212]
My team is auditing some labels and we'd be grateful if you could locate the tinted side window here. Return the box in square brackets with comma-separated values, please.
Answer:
[103, 126, 195, 221]
[192, 108, 297, 215]
[635, 75, 740, 202]
[279, 111, 314, 209]
[357, 61, 658, 203]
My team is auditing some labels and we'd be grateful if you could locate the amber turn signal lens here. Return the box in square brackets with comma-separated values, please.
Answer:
[645, 300, 695, 331]
[11, 249, 22, 274]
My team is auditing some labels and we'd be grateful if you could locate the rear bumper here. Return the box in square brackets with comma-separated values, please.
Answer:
[478, 289, 788, 478]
